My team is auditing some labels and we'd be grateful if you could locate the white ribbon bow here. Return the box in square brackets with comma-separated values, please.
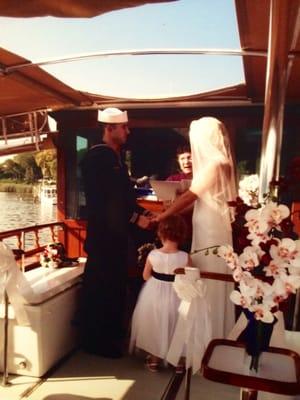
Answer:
[0, 242, 35, 325]
[167, 273, 212, 374]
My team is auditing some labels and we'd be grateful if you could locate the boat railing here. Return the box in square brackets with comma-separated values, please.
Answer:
[0, 221, 65, 271]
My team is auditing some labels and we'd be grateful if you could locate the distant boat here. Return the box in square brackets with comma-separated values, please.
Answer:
[38, 180, 57, 205]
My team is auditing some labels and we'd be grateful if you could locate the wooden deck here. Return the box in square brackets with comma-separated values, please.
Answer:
[1, 331, 300, 400]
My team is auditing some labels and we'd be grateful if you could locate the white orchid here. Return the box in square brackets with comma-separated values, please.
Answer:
[232, 266, 244, 282]
[230, 290, 251, 308]
[272, 274, 300, 297]
[218, 245, 238, 269]
[245, 209, 268, 235]
[289, 239, 300, 268]
[238, 247, 259, 271]
[261, 201, 290, 227]
[270, 238, 299, 263]
[239, 277, 259, 300]
[247, 230, 270, 246]
[249, 304, 275, 323]
[263, 260, 288, 277]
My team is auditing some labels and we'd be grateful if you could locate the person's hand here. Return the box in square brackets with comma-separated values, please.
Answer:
[136, 214, 152, 230]
[136, 175, 149, 186]
[143, 210, 155, 218]
[150, 213, 163, 225]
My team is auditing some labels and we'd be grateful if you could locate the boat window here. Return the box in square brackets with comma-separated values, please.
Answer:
[64, 129, 98, 219]
[235, 125, 300, 201]
[77, 135, 88, 218]
[64, 126, 190, 219]
[235, 128, 262, 178]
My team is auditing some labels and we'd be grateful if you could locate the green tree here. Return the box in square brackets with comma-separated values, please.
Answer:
[34, 149, 57, 180]
[1, 159, 24, 180]
[14, 152, 42, 183]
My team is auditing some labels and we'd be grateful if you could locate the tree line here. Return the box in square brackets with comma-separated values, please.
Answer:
[0, 150, 57, 183]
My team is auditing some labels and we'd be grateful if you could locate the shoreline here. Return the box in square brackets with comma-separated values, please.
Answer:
[0, 181, 37, 193]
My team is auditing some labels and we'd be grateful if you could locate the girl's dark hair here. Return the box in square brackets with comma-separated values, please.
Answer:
[157, 214, 187, 244]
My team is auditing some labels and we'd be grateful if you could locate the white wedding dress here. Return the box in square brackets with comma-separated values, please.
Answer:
[191, 177, 235, 339]
[189, 117, 237, 339]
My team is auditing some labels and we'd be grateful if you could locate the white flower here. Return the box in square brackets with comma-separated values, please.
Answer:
[289, 239, 300, 268]
[239, 247, 259, 271]
[247, 230, 270, 246]
[245, 209, 270, 247]
[256, 281, 275, 304]
[239, 174, 259, 191]
[273, 274, 300, 297]
[245, 209, 268, 234]
[218, 245, 238, 269]
[263, 260, 288, 277]
[238, 174, 259, 206]
[230, 290, 251, 308]
[240, 277, 259, 300]
[249, 304, 275, 323]
[261, 201, 290, 227]
[270, 238, 299, 264]
[232, 266, 244, 282]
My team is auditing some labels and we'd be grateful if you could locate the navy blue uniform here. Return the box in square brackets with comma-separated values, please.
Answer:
[80, 143, 144, 357]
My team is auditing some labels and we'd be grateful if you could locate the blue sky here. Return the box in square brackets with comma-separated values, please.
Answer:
[0, 0, 244, 97]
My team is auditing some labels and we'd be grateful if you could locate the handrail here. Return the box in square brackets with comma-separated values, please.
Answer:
[0, 221, 65, 270]
[0, 221, 64, 240]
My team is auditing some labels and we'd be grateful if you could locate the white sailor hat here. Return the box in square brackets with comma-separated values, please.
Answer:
[98, 107, 128, 124]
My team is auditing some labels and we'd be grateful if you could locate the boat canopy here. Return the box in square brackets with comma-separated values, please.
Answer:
[0, 1, 299, 116]
[0, 0, 178, 18]
[0, 0, 300, 116]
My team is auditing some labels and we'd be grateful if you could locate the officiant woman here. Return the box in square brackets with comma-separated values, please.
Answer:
[166, 143, 193, 251]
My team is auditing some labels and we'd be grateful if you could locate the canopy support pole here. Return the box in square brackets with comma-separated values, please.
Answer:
[258, 0, 299, 199]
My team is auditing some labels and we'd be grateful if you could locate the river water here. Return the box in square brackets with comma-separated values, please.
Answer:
[0, 192, 57, 250]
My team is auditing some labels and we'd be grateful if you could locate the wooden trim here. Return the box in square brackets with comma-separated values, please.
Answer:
[202, 339, 300, 395]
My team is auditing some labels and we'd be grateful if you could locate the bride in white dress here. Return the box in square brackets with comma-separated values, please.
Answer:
[155, 117, 237, 339]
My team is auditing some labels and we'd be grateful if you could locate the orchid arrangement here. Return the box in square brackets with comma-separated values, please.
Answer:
[218, 198, 300, 323]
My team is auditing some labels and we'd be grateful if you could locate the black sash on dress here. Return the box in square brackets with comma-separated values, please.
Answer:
[152, 270, 175, 282]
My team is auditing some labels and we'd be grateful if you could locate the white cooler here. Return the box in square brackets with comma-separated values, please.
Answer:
[0, 264, 84, 377]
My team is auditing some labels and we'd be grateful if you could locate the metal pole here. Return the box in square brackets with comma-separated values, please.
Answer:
[292, 290, 300, 331]
[258, 0, 291, 200]
[184, 368, 192, 400]
[21, 231, 25, 273]
[240, 388, 258, 400]
[1, 289, 10, 386]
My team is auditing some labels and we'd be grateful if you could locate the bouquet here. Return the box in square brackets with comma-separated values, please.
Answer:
[238, 174, 259, 207]
[40, 242, 65, 268]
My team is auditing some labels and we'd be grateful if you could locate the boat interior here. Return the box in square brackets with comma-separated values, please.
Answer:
[0, 0, 300, 399]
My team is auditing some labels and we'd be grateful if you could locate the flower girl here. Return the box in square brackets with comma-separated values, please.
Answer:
[130, 215, 193, 372]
